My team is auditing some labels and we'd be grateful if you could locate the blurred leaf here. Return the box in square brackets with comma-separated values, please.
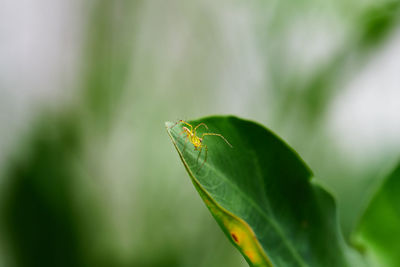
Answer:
[354, 163, 400, 267]
[166, 116, 359, 267]
[274, 1, 400, 130]
[358, 1, 400, 50]
[0, 1, 141, 265]
[0, 113, 130, 267]
[82, 0, 140, 125]
[0, 114, 87, 267]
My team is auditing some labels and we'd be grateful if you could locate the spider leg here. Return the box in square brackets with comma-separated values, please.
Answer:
[182, 135, 189, 154]
[169, 120, 180, 129]
[179, 120, 193, 132]
[170, 120, 193, 134]
[202, 133, 233, 147]
[197, 145, 208, 172]
[194, 123, 208, 135]
[196, 146, 202, 166]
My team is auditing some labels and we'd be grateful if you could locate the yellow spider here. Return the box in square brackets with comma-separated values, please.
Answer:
[171, 120, 232, 170]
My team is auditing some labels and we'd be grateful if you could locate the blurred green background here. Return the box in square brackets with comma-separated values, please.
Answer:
[0, 0, 399, 266]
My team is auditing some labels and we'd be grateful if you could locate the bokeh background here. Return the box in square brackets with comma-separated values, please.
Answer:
[1, 0, 400, 266]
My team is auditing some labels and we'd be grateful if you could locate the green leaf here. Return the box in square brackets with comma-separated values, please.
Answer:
[354, 163, 400, 267]
[166, 115, 357, 267]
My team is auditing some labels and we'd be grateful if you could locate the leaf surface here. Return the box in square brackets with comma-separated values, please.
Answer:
[354, 163, 400, 267]
[166, 116, 356, 267]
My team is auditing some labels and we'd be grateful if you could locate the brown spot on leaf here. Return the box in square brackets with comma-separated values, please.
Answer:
[231, 233, 239, 243]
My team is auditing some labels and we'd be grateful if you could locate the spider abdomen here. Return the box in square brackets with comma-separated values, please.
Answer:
[191, 136, 202, 148]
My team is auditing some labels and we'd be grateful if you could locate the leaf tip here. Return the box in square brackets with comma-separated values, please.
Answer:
[165, 121, 174, 129]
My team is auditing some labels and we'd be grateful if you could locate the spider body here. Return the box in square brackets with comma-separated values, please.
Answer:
[171, 120, 232, 171]
[181, 126, 203, 150]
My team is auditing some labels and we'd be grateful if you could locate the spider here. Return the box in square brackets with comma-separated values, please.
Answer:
[171, 120, 232, 171]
